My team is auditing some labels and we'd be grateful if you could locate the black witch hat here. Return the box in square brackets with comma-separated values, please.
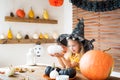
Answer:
[72, 18, 84, 39]
[68, 18, 95, 53]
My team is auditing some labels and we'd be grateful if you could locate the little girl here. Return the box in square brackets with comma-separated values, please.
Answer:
[51, 33, 84, 71]
[49, 34, 70, 68]
[49, 18, 94, 71]
[60, 34, 84, 70]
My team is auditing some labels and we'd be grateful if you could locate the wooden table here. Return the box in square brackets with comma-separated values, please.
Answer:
[0, 65, 119, 80]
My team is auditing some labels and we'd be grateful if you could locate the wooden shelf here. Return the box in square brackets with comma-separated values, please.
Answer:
[5, 16, 58, 24]
[0, 39, 56, 44]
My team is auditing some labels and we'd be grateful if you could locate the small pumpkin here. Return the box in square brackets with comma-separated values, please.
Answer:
[16, 32, 22, 40]
[80, 49, 114, 80]
[24, 34, 29, 39]
[39, 33, 44, 39]
[6, 67, 15, 77]
[7, 28, 13, 39]
[45, 66, 54, 76]
[45, 64, 61, 76]
[50, 68, 59, 79]
[0, 33, 6, 40]
[59, 68, 76, 78]
[10, 12, 14, 17]
[52, 32, 59, 39]
[16, 9, 25, 18]
[47, 45, 63, 55]
[43, 33, 49, 39]
[32, 33, 39, 39]
[49, 0, 64, 7]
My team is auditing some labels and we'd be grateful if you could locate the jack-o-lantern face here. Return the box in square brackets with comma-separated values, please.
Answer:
[49, 0, 64, 7]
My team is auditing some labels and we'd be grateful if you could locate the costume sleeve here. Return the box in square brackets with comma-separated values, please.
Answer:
[73, 56, 80, 63]
[70, 54, 81, 63]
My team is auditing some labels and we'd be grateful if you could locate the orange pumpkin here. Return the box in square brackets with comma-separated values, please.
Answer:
[80, 49, 114, 80]
[16, 9, 25, 18]
[49, 0, 64, 7]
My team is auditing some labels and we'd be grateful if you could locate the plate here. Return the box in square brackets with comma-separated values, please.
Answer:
[43, 74, 76, 80]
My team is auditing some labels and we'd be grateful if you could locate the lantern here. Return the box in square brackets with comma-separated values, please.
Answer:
[49, 0, 64, 7]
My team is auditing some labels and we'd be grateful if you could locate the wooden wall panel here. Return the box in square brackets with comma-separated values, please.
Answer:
[72, 5, 120, 72]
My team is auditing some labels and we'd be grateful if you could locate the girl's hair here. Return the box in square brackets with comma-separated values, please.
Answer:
[66, 34, 85, 54]
[56, 34, 69, 47]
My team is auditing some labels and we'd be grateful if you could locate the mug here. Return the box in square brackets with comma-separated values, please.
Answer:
[56, 75, 69, 80]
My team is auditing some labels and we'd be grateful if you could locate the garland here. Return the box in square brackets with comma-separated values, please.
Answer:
[70, 0, 120, 12]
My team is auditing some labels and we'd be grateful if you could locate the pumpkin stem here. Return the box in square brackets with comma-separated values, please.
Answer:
[103, 48, 111, 53]
[52, 63, 55, 68]
[9, 65, 13, 70]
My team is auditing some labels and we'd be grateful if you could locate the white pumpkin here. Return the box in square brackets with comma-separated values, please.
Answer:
[6, 68, 15, 77]
[16, 32, 22, 39]
[0, 33, 6, 40]
[52, 32, 59, 39]
[50, 68, 59, 79]
[47, 45, 63, 55]
[33, 33, 39, 39]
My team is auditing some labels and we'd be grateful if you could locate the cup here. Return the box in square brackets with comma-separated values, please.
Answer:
[56, 75, 69, 80]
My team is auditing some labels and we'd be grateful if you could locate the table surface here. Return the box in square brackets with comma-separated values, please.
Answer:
[0, 65, 120, 80]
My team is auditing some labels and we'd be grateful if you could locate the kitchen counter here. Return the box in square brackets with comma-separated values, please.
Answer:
[0, 65, 120, 80]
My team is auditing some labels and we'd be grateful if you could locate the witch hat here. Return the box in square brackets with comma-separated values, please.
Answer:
[72, 18, 84, 39]
[72, 18, 95, 53]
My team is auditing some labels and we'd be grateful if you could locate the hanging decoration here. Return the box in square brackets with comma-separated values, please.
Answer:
[70, 0, 120, 12]
[49, 0, 64, 7]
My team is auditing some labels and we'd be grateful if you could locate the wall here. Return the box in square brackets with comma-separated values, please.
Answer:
[0, 0, 72, 67]
[72, 5, 120, 72]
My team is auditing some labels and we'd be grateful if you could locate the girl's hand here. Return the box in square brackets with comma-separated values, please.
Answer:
[49, 53, 64, 57]
[49, 54, 56, 57]
[49, 53, 61, 57]
[54, 53, 64, 57]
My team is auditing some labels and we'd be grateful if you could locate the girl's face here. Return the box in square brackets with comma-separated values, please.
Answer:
[58, 43, 68, 54]
[68, 39, 81, 54]
[61, 45, 67, 53]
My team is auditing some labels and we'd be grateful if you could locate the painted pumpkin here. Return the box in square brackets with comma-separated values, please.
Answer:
[80, 49, 114, 80]
[59, 68, 76, 78]
[45, 66, 61, 76]
[49, 0, 64, 7]
[16, 9, 25, 18]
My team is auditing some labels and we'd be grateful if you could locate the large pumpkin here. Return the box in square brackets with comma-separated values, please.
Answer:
[80, 50, 114, 80]
[49, 0, 64, 7]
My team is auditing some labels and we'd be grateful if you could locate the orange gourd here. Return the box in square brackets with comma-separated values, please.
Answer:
[80, 49, 114, 80]
[49, 0, 64, 7]
[16, 9, 25, 18]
